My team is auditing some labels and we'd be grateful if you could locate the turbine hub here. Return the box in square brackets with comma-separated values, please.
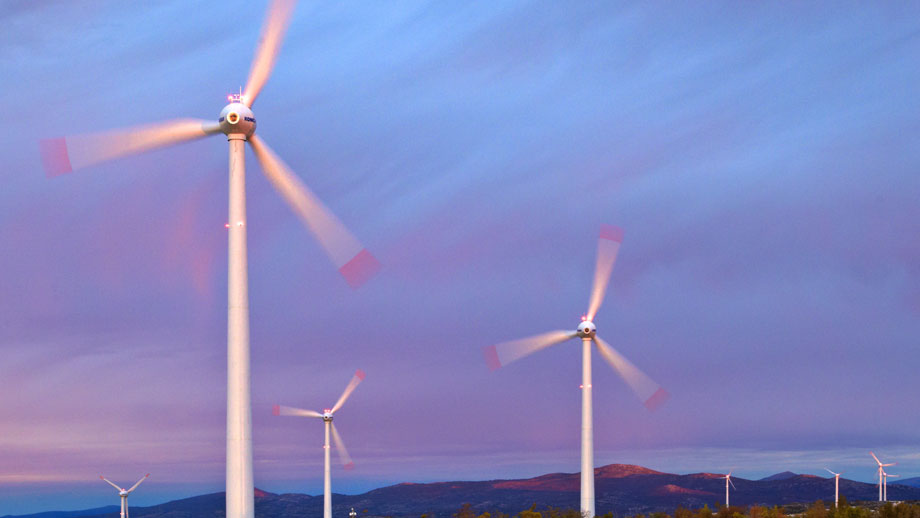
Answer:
[218, 102, 256, 138]
[577, 320, 596, 338]
[322, 409, 333, 422]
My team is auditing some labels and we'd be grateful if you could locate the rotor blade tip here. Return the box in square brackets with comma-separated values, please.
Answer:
[39, 138, 73, 177]
[272, 404, 281, 416]
[344, 462, 355, 471]
[599, 224, 624, 243]
[483, 345, 502, 371]
[355, 369, 366, 380]
[644, 387, 669, 411]
[339, 249, 381, 288]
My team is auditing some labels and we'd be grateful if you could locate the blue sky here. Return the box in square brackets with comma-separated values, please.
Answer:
[2, 1, 919, 514]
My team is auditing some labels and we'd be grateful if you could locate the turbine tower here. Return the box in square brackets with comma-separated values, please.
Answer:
[871, 452, 896, 502]
[39, 3, 380, 518]
[824, 468, 843, 508]
[723, 472, 736, 508]
[483, 225, 669, 518]
[273, 369, 366, 518]
[884, 472, 899, 502]
[100, 474, 149, 518]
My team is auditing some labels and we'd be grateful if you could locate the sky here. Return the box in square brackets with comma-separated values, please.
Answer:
[2, 0, 920, 514]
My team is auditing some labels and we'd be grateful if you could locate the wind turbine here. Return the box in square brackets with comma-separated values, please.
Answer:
[871, 452, 896, 502]
[723, 472, 736, 508]
[100, 474, 149, 518]
[40, 3, 380, 518]
[482, 225, 669, 518]
[273, 369, 366, 518]
[884, 471, 899, 502]
[824, 468, 843, 508]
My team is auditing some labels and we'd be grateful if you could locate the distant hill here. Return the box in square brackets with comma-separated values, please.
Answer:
[1, 506, 119, 518]
[760, 472, 799, 481]
[897, 477, 920, 488]
[8, 465, 920, 518]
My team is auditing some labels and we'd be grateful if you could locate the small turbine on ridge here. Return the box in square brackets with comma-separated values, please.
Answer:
[871, 451, 896, 502]
[100, 474, 148, 518]
[825, 468, 844, 508]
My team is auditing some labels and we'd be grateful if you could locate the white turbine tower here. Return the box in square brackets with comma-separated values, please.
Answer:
[100, 474, 149, 518]
[723, 472, 736, 508]
[871, 452, 896, 502]
[884, 471, 899, 502]
[824, 468, 844, 508]
[40, 3, 380, 518]
[273, 369, 366, 518]
[483, 225, 669, 518]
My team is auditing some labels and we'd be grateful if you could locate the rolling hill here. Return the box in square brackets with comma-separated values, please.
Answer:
[8, 464, 920, 518]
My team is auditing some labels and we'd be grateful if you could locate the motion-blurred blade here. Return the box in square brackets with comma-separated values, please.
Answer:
[126, 474, 149, 493]
[586, 224, 624, 321]
[248, 135, 380, 287]
[825, 468, 839, 476]
[871, 452, 882, 466]
[729, 478, 736, 490]
[100, 476, 121, 491]
[242, 0, 297, 107]
[272, 404, 323, 418]
[40, 119, 220, 177]
[331, 369, 366, 414]
[592, 335, 668, 410]
[330, 422, 354, 470]
[483, 330, 576, 371]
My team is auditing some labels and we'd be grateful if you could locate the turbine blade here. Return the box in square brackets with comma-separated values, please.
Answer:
[483, 330, 576, 370]
[248, 135, 380, 287]
[126, 474, 149, 493]
[871, 452, 882, 466]
[330, 422, 354, 470]
[40, 119, 220, 176]
[242, 0, 297, 106]
[592, 335, 669, 410]
[272, 404, 323, 418]
[586, 225, 624, 321]
[729, 478, 737, 490]
[331, 369, 366, 414]
[825, 468, 839, 476]
[100, 476, 121, 491]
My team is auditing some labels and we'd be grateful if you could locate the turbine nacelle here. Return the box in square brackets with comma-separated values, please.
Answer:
[576, 320, 596, 338]
[322, 409, 334, 422]
[219, 102, 256, 137]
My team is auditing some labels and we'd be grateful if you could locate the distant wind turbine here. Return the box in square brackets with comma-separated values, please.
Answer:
[100, 474, 148, 518]
[871, 452, 896, 502]
[273, 369, 366, 518]
[884, 472, 899, 502]
[482, 225, 669, 518]
[824, 468, 844, 508]
[723, 471, 736, 507]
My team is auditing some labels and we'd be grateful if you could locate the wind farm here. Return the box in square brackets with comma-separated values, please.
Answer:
[2, 1, 920, 518]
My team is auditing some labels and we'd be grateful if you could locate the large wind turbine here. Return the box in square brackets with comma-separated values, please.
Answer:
[483, 225, 668, 518]
[871, 452, 896, 502]
[100, 474, 148, 518]
[824, 468, 843, 508]
[40, 3, 380, 518]
[723, 472, 736, 508]
[273, 369, 366, 518]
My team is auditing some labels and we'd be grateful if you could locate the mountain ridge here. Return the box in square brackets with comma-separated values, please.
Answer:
[7, 464, 920, 518]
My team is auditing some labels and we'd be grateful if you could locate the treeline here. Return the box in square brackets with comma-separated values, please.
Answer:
[444, 499, 920, 518]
